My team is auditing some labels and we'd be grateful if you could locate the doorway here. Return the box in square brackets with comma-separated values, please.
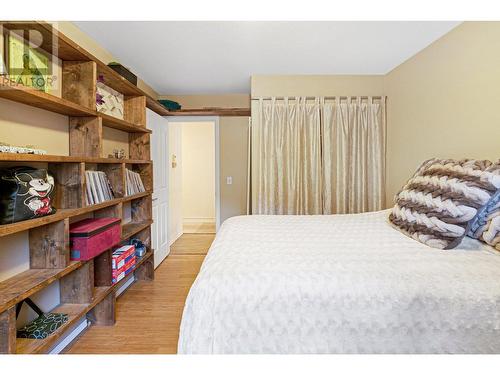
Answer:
[167, 117, 220, 246]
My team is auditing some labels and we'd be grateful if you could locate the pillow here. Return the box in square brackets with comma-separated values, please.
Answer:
[0, 167, 56, 224]
[389, 159, 500, 249]
[467, 160, 500, 250]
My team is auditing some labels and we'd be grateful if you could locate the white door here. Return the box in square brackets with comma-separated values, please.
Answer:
[168, 122, 183, 245]
[147, 109, 169, 268]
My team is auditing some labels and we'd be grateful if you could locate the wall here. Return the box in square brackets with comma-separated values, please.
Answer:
[220, 117, 249, 221]
[251, 75, 384, 97]
[181, 121, 216, 224]
[384, 22, 500, 204]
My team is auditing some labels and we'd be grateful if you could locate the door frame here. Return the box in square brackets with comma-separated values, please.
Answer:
[147, 108, 170, 267]
[165, 116, 221, 232]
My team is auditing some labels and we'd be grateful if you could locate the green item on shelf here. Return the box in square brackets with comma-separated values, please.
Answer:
[158, 99, 182, 110]
[16, 298, 68, 340]
[17, 313, 69, 339]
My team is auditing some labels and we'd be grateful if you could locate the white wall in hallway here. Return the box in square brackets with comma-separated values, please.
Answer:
[181, 122, 216, 226]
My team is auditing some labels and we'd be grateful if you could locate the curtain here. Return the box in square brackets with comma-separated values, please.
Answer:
[251, 96, 386, 215]
[321, 97, 386, 214]
[253, 97, 322, 214]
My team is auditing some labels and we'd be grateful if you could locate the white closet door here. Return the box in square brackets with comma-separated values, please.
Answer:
[147, 109, 169, 268]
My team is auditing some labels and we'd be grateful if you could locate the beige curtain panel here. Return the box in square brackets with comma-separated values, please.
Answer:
[251, 96, 386, 215]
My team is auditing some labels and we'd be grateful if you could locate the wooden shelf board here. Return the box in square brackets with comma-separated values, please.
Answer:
[122, 191, 152, 203]
[0, 153, 151, 164]
[133, 249, 153, 271]
[100, 113, 151, 134]
[95, 63, 143, 97]
[164, 108, 251, 117]
[146, 97, 171, 116]
[0, 80, 95, 117]
[15, 250, 153, 354]
[0, 209, 72, 238]
[148, 101, 251, 117]
[121, 220, 154, 240]
[0, 195, 153, 238]
[0, 261, 83, 314]
[81, 198, 123, 214]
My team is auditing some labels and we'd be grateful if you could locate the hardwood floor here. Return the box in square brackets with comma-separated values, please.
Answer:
[65, 234, 213, 354]
[183, 221, 216, 234]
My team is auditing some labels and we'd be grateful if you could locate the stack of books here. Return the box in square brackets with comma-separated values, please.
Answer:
[125, 168, 146, 196]
[85, 171, 115, 205]
[112, 245, 136, 284]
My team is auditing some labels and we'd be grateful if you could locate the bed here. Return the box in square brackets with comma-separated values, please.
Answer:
[178, 210, 500, 354]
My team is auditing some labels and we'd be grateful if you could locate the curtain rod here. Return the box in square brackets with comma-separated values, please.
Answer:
[251, 96, 384, 100]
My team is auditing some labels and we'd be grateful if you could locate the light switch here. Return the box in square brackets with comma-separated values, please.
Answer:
[226, 176, 233, 185]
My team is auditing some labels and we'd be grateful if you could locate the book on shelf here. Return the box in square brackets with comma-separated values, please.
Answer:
[85, 171, 94, 205]
[125, 168, 146, 196]
[85, 170, 115, 205]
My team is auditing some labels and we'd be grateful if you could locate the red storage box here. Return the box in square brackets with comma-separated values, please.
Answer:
[112, 258, 136, 284]
[70, 218, 121, 261]
[112, 245, 135, 269]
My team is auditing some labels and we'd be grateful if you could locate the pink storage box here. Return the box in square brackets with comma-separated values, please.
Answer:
[70, 217, 121, 261]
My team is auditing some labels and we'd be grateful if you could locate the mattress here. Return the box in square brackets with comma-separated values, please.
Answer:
[178, 210, 500, 354]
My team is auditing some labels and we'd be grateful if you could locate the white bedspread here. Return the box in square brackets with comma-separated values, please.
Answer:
[178, 210, 500, 354]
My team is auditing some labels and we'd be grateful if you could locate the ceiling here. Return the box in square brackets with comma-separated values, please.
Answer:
[75, 21, 460, 95]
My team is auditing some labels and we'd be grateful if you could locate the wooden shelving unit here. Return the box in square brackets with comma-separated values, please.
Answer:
[14, 250, 153, 354]
[0, 21, 155, 354]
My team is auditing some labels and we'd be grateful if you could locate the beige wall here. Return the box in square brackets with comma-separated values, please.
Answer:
[181, 121, 216, 223]
[0, 98, 69, 155]
[251, 75, 384, 97]
[384, 22, 500, 205]
[220, 117, 249, 222]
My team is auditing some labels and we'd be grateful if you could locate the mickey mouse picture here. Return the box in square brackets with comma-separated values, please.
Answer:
[0, 167, 56, 224]
[16, 171, 55, 216]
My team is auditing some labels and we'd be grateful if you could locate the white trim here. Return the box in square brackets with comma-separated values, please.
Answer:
[165, 116, 221, 232]
[214, 117, 221, 231]
[183, 217, 216, 224]
[168, 230, 183, 246]
[116, 275, 136, 297]
[49, 318, 89, 354]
